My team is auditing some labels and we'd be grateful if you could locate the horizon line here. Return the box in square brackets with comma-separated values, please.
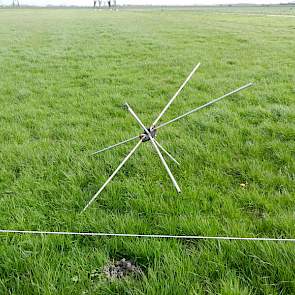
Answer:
[1, 2, 295, 7]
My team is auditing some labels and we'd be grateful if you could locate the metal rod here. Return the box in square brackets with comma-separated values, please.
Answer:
[92, 135, 139, 155]
[125, 103, 181, 193]
[150, 139, 181, 192]
[82, 140, 143, 212]
[154, 139, 180, 166]
[1, 229, 294, 243]
[157, 83, 254, 129]
[125, 103, 148, 132]
[152, 63, 201, 127]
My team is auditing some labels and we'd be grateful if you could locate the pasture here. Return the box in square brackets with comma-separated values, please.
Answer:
[0, 7, 294, 294]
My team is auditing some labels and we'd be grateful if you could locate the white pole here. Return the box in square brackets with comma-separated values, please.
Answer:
[125, 103, 181, 193]
[157, 83, 254, 129]
[150, 139, 181, 192]
[152, 63, 201, 127]
[92, 135, 139, 155]
[154, 139, 180, 166]
[82, 140, 142, 212]
[1, 229, 294, 243]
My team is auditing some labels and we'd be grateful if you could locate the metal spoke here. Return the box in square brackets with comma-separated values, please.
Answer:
[125, 103, 181, 193]
[157, 83, 254, 129]
[150, 139, 181, 192]
[82, 140, 143, 212]
[154, 139, 180, 166]
[152, 63, 201, 127]
[92, 135, 139, 155]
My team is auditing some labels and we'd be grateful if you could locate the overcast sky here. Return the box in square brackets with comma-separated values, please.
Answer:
[1, 0, 293, 6]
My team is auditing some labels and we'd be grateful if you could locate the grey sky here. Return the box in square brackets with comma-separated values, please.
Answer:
[1, 0, 293, 6]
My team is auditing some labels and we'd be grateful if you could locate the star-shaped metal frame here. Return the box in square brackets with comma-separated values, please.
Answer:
[82, 63, 253, 212]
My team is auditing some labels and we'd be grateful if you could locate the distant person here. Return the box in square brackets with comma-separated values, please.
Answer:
[108, 0, 111, 8]
[12, 0, 20, 7]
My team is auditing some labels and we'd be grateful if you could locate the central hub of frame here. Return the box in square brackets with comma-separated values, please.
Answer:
[140, 127, 157, 142]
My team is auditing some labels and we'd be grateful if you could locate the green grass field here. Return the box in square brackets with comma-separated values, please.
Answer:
[0, 7, 294, 294]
